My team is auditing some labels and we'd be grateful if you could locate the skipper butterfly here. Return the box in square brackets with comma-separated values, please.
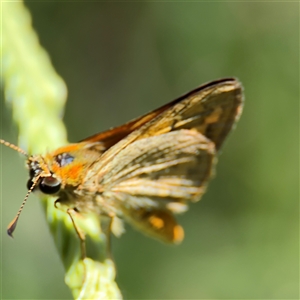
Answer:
[2, 78, 243, 247]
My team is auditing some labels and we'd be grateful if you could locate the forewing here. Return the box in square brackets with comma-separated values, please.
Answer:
[80, 78, 243, 154]
[91, 78, 243, 170]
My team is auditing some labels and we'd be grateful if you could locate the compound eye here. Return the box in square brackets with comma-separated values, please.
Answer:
[27, 179, 35, 190]
[39, 177, 61, 194]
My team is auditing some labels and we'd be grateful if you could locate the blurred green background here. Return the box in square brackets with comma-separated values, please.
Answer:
[1, 1, 298, 299]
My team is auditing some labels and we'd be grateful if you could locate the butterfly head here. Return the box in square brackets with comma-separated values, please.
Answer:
[26, 143, 98, 196]
[1, 139, 94, 237]
[26, 154, 61, 195]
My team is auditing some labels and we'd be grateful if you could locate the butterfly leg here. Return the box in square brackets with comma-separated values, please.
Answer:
[54, 199, 86, 259]
[101, 216, 113, 259]
[67, 208, 87, 260]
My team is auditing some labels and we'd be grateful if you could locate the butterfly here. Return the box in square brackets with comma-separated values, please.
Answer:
[2, 78, 243, 247]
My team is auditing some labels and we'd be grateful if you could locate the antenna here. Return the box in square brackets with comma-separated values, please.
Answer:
[0, 139, 28, 157]
[7, 174, 41, 237]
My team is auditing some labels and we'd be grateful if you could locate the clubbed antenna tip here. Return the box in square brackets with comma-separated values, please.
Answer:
[7, 216, 19, 238]
[6, 174, 41, 237]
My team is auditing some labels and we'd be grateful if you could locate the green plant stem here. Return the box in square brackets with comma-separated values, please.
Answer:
[1, 2, 122, 299]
